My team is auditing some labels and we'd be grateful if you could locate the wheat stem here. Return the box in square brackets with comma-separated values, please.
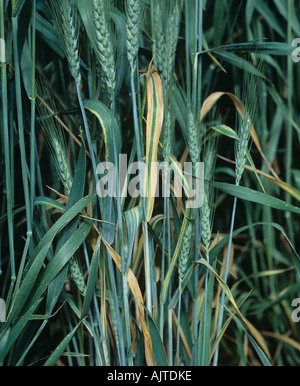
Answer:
[213, 195, 237, 365]
[0, 0, 15, 311]
[11, 15, 33, 306]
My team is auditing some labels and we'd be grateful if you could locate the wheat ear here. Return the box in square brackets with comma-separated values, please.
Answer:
[52, 136, 73, 195]
[178, 222, 193, 292]
[50, 0, 81, 86]
[93, 0, 116, 99]
[188, 110, 200, 174]
[235, 113, 252, 186]
[126, 0, 143, 69]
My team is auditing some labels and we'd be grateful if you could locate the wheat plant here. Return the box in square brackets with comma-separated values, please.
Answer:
[1, 0, 300, 368]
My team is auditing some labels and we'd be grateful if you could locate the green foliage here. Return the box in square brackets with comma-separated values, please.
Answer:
[0, 0, 300, 367]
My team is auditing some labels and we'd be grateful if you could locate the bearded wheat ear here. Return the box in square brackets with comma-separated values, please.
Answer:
[50, 0, 81, 86]
[235, 60, 264, 186]
[235, 113, 252, 186]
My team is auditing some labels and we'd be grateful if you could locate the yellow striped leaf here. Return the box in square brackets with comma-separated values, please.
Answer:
[144, 70, 164, 222]
[84, 99, 121, 163]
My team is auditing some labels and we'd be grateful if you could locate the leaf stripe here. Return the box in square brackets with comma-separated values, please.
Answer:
[144, 70, 164, 222]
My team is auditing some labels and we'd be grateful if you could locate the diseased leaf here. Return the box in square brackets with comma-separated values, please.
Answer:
[144, 68, 164, 222]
